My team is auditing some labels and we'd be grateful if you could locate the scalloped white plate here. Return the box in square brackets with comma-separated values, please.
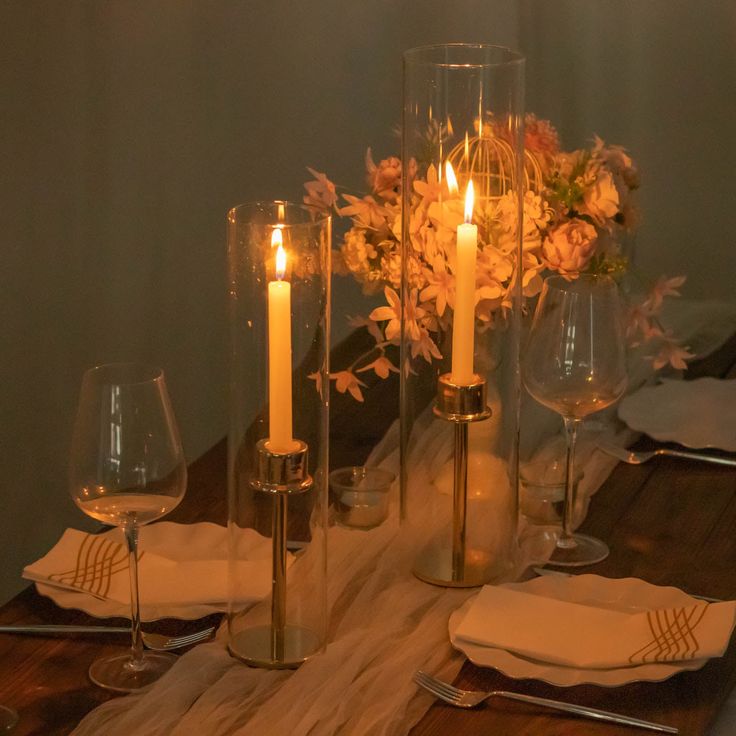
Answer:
[618, 378, 736, 451]
[448, 575, 709, 687]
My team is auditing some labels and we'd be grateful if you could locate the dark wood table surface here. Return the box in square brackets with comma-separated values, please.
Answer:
[1, 332, 735, 735]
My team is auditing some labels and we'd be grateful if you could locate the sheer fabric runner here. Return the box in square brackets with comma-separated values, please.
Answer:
[70, 302, 736, 736]
[70, 433, 622, 736]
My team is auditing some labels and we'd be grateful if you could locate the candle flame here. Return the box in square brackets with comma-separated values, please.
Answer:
[464, 180, 474, 223]
[271, 228, 287, 280]
[275, 244, 287, 280]
[464, 132, 469, 161]
[445, 161, 458, 195]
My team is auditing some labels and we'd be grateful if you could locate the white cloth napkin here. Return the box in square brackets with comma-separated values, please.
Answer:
[455, 584, 736, 669]
[23, 524, 280, 609]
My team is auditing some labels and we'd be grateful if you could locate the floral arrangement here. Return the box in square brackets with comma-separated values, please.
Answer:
[304, 115, 692, 401]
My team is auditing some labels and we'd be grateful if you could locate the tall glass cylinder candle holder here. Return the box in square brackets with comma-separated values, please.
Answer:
[400, 44, 525, 587]
[227, 201, 330, 668]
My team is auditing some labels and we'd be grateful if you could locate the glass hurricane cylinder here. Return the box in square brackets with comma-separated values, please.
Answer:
[400, 44, 525, 587]
[227, 201, 330, 668]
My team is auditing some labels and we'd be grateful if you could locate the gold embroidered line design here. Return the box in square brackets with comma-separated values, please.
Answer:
[629, 604, 709, 663]
[48, 534, 140, 598]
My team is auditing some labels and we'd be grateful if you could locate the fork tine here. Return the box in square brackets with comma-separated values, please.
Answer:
[414, 676, 456, 704]
[416, 671, 464, 697]
[414, 671, 463, 702]
[176, 627, 215, 643]
[164, 627, 215, 649]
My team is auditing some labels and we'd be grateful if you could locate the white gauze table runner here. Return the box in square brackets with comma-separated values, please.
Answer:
[68, 426, 622, 736]
[70, 300, 736, 736]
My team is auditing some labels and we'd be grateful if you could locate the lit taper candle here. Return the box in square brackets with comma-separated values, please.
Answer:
[267, 228, 296, 453]
[446, 162, 478, 385]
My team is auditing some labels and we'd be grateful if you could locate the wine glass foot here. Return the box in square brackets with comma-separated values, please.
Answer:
[0, 705, 18, 732]
[88, 652, 178, 693]
[548, 533, 609, 567]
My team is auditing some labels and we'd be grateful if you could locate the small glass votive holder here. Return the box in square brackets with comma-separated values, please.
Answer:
[330, 466, 395, 530]
[519, 458, 583, 527]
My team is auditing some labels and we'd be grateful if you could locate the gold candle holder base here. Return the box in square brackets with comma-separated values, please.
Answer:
[228, 624, 322, 670]
[233, 439, 313, 668]
[413, 373, 491, 587]
[413, 544, 491, 588]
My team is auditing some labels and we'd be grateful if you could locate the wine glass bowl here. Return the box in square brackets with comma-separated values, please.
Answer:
[69, 362, 186, 691]
[523, 274, 627, 566]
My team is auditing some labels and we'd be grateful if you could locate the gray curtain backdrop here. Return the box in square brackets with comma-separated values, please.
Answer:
[1, 0, 734, 603]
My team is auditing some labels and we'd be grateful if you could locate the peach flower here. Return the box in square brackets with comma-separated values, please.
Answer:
[542, 219, 598, 277]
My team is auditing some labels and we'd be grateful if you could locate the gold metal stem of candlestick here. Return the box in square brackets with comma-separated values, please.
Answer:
[452, 422, 468, 582]
[229, 438, 320, 669]
[413, 373, 492, 588]
[271, 492, 287, 661]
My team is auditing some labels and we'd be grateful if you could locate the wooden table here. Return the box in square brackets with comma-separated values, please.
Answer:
[1, 332, 735, 735]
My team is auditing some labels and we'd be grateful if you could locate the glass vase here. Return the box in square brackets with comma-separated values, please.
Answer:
[400, 44, 525, 587]
[227, 201, 330, 668]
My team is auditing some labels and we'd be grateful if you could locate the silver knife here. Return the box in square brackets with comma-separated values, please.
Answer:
[0, 625, 129, 634]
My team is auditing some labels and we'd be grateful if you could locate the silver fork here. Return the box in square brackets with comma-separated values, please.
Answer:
[413, 670, 678, 733]
[0, 625, 216, 651]
[598, 442, 736, 467]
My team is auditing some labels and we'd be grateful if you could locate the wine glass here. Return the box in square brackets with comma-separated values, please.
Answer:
[523, 274, 627, 566]
[69, 362, 187, 691]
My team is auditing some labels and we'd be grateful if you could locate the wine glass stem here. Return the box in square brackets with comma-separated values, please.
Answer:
[123, 523, 144, 669]
[561, 416, 580, 545]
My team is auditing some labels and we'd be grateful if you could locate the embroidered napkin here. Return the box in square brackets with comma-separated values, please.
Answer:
[454, 583, 736, 669]
[23, 524, 282, 609]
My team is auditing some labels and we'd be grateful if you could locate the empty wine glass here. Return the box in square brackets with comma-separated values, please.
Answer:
[523, 274, 628, 566]
[69, 363, 187, 691]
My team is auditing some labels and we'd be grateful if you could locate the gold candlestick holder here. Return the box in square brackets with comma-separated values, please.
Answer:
[230, 439, 319, 669]
[413, 373, 492, 587]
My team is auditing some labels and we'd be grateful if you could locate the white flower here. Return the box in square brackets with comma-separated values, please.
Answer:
[420, 256, 454, 317]
[643, 275, 686, 312]
[330, 371, 367, 402]
[369, 287, 402, 342]
[341, 227, 377, 278]
[365, 149, 402, 202]
[381, 252, 402, 290]
[521, 251, 545, 298]
[427, 199, 464, 247]
[370, 287, 425, 345]
[477, 245, 513, 286]
[357, 355, 399, 379]
[648, 336, 695, 371]
[592, 136, 639, 190]
[413, 163, 442, 207]
[339, 194, 390, 231]
[410, 328, 442, 363]
[347, 314, 384, 345]
[542, 219, 598, 277]
[303, 168, 337, 211]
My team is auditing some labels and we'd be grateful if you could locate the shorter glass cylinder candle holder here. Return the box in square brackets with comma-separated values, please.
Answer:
[330, 466, 396, 530]
[227, 201, 330, 668]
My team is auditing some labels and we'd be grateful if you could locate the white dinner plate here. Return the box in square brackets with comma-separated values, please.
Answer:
[35, 522, 233, 621]
[618, 378, 736, 451]
[448, 575, 710, 687]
